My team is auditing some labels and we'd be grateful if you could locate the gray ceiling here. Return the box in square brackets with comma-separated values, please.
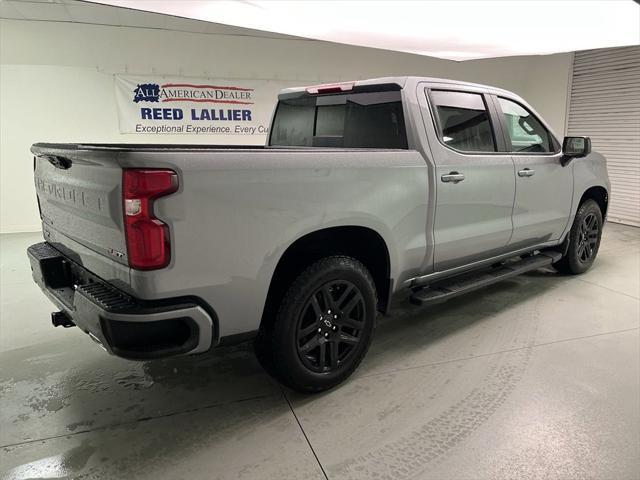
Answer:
[0, 0, 295, 39]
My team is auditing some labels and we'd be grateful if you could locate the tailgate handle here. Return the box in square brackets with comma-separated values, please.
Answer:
[44, 155, 72, 170]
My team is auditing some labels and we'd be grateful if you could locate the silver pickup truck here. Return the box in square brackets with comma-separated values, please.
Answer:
[28, 76, 609, 392]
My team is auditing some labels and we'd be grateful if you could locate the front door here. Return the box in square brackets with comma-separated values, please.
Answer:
[426, 88, 516, 272]
[492, 96, 573, 248]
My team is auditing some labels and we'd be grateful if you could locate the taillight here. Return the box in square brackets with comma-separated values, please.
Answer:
[123, 169, 178, 270]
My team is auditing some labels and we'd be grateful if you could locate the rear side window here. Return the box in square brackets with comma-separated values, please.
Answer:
[497, 97, 555, 153]
[430, 90, 496, 153]
[269, 91, 408, 149]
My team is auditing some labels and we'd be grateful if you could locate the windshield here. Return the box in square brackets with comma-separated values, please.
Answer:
[269, 91, 408, 149]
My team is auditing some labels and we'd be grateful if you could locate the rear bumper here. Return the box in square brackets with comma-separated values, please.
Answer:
[27, 242, 216, 360]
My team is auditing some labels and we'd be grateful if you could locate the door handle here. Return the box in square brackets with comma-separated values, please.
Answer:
[441, 171, 465, 183]
[518, 168, 535, 177]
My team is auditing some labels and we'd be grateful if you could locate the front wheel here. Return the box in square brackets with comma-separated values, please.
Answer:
[554, 199, 603, 274]
[262, 256, 377, 393]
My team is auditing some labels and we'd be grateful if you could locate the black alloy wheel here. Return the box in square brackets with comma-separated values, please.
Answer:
[554, 199, 603, 274]
[296, 280, 366, 373]
[576, 212, 599, 263]
[258, 256, 377, 393]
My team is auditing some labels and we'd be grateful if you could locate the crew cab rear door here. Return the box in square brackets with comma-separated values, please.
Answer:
[421, 85, 515, 272]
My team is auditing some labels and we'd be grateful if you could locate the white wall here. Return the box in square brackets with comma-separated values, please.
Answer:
[0, 18, 573, 233]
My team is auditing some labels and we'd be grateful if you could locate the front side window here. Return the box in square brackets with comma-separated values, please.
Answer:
[430, 90, 496, 153]
[497, 97, 554, 153]
[269, 91, 408, 149]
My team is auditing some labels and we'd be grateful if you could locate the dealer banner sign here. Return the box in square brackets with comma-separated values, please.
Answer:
[115, 75, 275, 138]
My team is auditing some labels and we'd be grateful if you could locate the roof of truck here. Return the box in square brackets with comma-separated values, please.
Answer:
[279, 76, 516, 97]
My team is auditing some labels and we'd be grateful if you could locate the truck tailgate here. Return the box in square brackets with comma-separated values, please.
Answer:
[32, 144, 129, 276]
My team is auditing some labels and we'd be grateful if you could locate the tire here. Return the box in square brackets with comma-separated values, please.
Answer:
[259, 256, 377, 393]
[554, 199, 603, 274]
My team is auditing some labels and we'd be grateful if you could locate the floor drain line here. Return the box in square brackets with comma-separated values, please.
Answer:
[281, 387, 330, 480]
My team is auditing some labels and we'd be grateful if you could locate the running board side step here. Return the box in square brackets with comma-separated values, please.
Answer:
[409, 251, 562, 306]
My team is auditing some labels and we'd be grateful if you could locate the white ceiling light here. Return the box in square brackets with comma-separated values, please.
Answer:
[91, 0, 639, 60]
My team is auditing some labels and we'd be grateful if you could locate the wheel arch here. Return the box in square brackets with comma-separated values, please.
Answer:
[579, 185, 609, 218]
[559, 184, 609, 252]
[260, 226, 392, 331]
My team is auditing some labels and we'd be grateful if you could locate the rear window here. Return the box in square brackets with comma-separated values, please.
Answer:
[269, 91, 408, 149]
[430, 90, 496, 153]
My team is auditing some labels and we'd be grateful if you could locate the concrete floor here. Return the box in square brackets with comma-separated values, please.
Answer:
[1, 223, 639, 480]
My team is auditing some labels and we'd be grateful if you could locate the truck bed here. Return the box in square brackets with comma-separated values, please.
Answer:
[32, 143, 403, 153]
[30, 143, 428, 321]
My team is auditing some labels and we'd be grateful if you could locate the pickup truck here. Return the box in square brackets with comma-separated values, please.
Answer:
[28, 76, 610, 392]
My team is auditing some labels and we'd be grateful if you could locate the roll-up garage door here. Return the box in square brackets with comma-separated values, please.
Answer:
[568, 46, 640, 227]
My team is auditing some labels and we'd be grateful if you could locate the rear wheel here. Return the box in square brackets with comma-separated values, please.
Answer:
[258, 256, 377, 393]
[554, 199, 603, 274]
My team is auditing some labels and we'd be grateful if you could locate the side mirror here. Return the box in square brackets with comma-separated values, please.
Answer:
[562, 136, 591, 159]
